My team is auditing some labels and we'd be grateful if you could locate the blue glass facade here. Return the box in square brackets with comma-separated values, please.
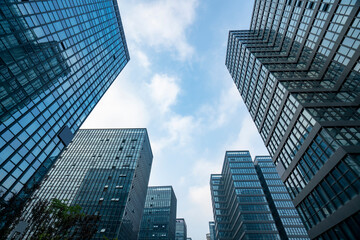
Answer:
[21, 129, 152, 240]
[209, 221, 216, 240]
[175, 218, 187, 240]
[139, 186, 177, 240]
[225, 0, 360, 238]
[0, 0, 129, 231]
[254, 156, 309, 239]
[210, 151, 280, 240]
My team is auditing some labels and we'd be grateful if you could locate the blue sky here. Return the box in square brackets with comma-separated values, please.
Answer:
[82, 0, 268, 238]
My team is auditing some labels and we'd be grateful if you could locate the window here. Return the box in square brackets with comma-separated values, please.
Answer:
[307, 1, 314, 9]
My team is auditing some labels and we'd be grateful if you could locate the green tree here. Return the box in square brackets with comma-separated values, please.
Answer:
[0, 192, 25, 240]
[0, 186, 35, 240]
[26, 199, 99, 240]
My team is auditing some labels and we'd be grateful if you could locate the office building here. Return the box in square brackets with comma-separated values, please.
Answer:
[225, 0, 360, 238]
[175, 218, 187, 240]
[20, 128, 152, 240]
[206, 233, 211, 240]
[210, 151, 280, 240]
[210, 151, 309, 240]
[139, 186, 177, 240]
[209, 221, 216, 240]
[0, 0, 129, 232]
[254, 156, 308, 239]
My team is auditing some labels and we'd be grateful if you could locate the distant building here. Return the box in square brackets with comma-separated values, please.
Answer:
[209, 221, 216, 240]
[139, 186, 177, 240]
[0, 0, 129, 232]
[225, 0, 360, 238]
[20, 129, 152, 240]
[187, 238, 192, 240]
[175, 218, 187, 240]
[210, 151, 279, 239]
[210, 151, 308, 240]
[206, 233, 211, 240]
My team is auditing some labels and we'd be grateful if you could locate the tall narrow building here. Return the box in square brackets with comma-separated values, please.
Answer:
[209, 221, 216, 240]
[254, 156, 308, 239]
[225, 0, 360, 238]
[21, 128, 152, 240]
[139, 186, 177, 240]
[210, 151, 309, 240]
[210, 151, 280, 240]
[175, 218, 187, 240]
[0, 0, 129, 232]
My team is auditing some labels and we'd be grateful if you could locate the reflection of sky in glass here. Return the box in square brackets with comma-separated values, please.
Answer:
[0, 0, 129, 209]
[23, 129, 152, 239]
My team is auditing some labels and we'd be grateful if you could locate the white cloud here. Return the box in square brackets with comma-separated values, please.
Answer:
[81, 76, 150, 129]
[188, 185, 212, 215]
[186, 183, 215, 236]
[119, 0, 198, 60]
[192, 158, 222, 183]
[166, 115, 196, 145]
[151, 114, 198, 158]
[230, 114, 269, 156]
[198, 85, 242, 129]
[216, 87, 242, 126]
[133, 49, 150, 69]
[147, 74, 180, 113]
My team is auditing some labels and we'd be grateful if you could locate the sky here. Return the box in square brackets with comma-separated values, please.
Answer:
[82, 0, 269, 239]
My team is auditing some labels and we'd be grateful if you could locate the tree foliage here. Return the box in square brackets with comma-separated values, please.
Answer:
[26, 199, 100, 240]
[0, 188, 31, 240]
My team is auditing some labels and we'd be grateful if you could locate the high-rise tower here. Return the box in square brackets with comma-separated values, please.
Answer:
[0, 0, 129, 232]
[226, 0, 360, 238]
[210, 151, 281, 240]
[139, 186, 177, 240]
[175, 218, 187, 240]
[20, 129, 152, 240]
[209, 221, 216, 240]
[254, 156, 309, 239]
[210, 151, 309, 240]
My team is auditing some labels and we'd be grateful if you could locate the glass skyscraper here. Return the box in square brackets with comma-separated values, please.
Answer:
[210, 151, 309, 240]
[139, 186, 177, 240]
[209, 221, 216, 240]
[20, 128, 152, 240]
[0, 0, 129, 232]
[254, 156, 308, 239]
[210, 151, 280, 240]
[225, 0, 360, 238]
[206, 233, 211, 240]
[175, 218, 187, 240]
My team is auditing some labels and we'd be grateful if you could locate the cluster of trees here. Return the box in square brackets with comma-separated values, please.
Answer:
[27, 199, 100, 240]
[0, 189, 30, 240]
[2, 198, 99, 240]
